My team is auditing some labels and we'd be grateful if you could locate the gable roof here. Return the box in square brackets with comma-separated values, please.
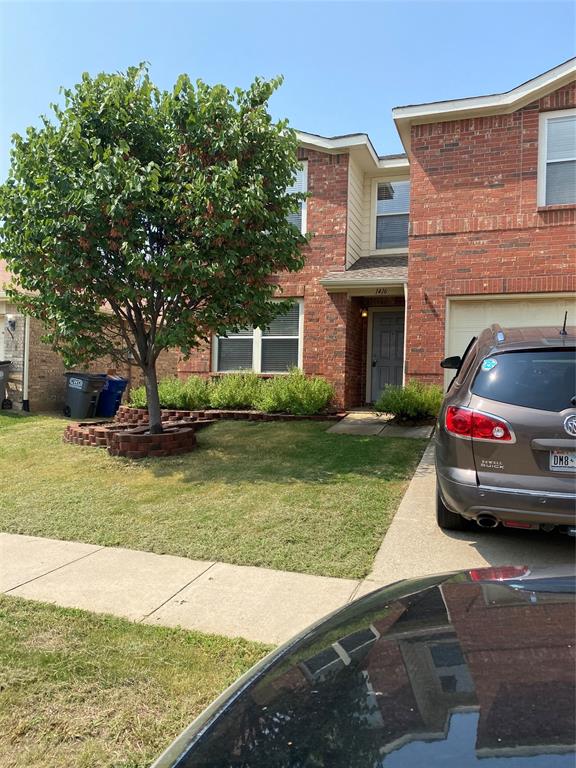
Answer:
[295, 130, 409, 173]
[393, 57, 576, 154]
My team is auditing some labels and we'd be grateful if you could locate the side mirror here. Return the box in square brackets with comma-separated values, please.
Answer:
[441, 355, 462, 370]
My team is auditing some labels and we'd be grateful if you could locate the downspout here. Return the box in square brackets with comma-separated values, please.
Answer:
[22, 315, 30, 411]
[402, 282, 408, 386]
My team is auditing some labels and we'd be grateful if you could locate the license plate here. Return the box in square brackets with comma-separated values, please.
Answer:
[550, 450, 576, 472]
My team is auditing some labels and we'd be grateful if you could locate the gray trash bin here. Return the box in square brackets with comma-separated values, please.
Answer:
[0, 361, 12, 409]
[63, 372, 107, 419]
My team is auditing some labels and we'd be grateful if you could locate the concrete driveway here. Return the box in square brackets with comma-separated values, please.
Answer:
[364, 443, 576, 593]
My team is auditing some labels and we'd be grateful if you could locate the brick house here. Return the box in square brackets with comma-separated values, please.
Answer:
[1, 58, 575, 411]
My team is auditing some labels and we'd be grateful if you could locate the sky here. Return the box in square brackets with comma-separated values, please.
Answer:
[0, 0, 574, 179]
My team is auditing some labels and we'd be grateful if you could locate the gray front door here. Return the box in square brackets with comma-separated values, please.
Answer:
[371, 311, 404, 401]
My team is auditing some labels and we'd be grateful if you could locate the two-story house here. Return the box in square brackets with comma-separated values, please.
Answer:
[1, 58, 575, 411]
[181, 57, 575, 407]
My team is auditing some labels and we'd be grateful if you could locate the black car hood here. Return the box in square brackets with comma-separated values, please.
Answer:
[153, 569, 576, 767]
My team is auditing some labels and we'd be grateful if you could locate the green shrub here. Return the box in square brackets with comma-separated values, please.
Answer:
[181, 376, 212, 410]
[128, 384, 147, 408]
[156, 377, 188, 409]
[254, 369, 335, 415]
[128, 376, 212, 410]
[209, 373, 264, 410]
[374, 380, 443, 422]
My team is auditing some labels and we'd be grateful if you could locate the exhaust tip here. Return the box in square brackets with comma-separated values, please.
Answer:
[476, 514, 499, 529]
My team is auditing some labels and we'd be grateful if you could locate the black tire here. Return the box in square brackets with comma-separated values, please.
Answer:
[63, 405, 71, 417]
[436, 490, 468, 531]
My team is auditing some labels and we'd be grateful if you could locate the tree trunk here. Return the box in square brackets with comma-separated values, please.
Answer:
[144, 363, 163, 434]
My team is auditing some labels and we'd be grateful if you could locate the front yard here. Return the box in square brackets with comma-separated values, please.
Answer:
[0, 413, 426, 579]
[0, 595, 269, 768]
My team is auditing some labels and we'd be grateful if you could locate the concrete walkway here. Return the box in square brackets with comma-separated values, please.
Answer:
[0, 533, 360, 645]
[328, 410, 433, 438]
[361, 443, 576, 595]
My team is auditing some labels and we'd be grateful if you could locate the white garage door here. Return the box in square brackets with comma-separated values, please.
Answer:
[446, 293, 576, 367]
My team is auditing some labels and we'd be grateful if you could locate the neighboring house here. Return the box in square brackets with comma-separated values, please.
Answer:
[1, 58, 575, 411]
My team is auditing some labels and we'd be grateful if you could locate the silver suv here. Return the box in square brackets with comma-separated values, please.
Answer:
[435, 324, 576, 534]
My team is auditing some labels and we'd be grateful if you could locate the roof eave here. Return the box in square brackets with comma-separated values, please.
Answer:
[319, 276, 408, 291]
[296, 130, 410, 172]
[393, 57, 576, 154]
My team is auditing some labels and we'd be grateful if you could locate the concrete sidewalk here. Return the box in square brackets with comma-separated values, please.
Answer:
[3, 445, 573, 644]
[0, 533, 360, 645]
[328, 411, 433, 438]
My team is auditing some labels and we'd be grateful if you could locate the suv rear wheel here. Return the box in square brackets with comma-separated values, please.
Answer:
[436, 491, 468, 531]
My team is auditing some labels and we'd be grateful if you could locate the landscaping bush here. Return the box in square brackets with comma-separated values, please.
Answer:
[128, 376, 212, 410]
[208, 373, 264, 410]
[254, 369, 335, 415]
[128, 384, 147, 408]
[374, 380, 443, 422]
[181, 376, 212, 409]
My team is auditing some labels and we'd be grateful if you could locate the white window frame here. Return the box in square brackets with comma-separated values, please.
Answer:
[212, 299, 304, 373]
[370, 175, 410, 256]
[537, 107, 576, 207]
[288, 160, 308, 235]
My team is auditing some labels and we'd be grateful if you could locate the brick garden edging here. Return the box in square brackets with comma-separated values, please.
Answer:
[114, 404, 344, 426]
[62, 420, 214, 458]
[63, 408, 344, 459]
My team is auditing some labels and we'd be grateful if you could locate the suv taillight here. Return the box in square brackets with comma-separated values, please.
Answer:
[469, 566, 530, 582]
[445, 406, 514, 442]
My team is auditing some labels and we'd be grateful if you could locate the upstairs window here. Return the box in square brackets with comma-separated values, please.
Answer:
[375, 179, 410, 250]
[538, 109, 576, 206]
[214, 301, 303, 373]
[287, 161, 308, 234]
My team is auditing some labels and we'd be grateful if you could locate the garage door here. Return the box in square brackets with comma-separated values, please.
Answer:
[446, 294, 576, 371]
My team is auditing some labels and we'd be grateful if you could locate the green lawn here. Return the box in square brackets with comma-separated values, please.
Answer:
[0, 595, 269, 768]
[0, 412, 426, 579]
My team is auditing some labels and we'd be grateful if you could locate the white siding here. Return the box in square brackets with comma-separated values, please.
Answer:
[346, 155, 364, 267]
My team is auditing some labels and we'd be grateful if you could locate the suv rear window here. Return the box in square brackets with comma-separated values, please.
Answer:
[471, 349, 576, 412]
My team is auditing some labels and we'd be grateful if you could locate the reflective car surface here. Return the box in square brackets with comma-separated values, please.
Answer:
[152, 567, 576, 767]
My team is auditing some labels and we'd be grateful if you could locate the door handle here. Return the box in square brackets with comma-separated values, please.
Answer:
[372, 360, 377, 368]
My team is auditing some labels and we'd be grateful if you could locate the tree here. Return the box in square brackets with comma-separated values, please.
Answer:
[0, 65, 307, 432]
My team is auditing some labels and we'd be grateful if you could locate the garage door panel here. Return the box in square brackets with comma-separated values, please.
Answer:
[445, 295, 576, 387]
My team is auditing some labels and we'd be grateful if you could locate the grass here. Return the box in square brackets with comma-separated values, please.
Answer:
[0, 412, 426, 579]
[0, 594, 269, 768]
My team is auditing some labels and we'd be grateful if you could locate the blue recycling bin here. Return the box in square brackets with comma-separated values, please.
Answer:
[95, 375, 129, 418]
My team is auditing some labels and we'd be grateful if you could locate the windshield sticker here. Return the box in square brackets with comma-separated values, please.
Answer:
[482, 358, 498, 371]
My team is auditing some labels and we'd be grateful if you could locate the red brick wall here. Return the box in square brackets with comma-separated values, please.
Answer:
[26, 319, 180, 412]
[179, 149, 356, 408]
[406, 81, 576, 384]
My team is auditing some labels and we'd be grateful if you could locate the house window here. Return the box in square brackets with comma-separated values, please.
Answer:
[214, 301, 303, 373]
[287, 161, 308, 234]
[375, 179, 410, 250]
[538, 109, 576, 206]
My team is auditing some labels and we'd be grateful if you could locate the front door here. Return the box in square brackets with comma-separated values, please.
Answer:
[371, 311, 404, 401]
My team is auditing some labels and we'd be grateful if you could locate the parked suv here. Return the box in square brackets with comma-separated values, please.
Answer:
[435, 324, 576, 534]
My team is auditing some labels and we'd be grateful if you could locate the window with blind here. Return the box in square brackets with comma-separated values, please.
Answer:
[538, 109, 576, 206]
[286, 162, 308, 234]
[375, 179, 410, 250]
[215, 301, 302, 373]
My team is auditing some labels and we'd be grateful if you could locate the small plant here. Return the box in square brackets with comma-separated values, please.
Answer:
[374, 380, 443, 422]
[128, 376, 212, 410]
[209, 373, 264, 410]
[128, 385, 147, 408]
[255, 369, 335, 415]
[181, 376, 212, 410]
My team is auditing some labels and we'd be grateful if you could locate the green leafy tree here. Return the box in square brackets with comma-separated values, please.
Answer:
[0, 65, 306, 432]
